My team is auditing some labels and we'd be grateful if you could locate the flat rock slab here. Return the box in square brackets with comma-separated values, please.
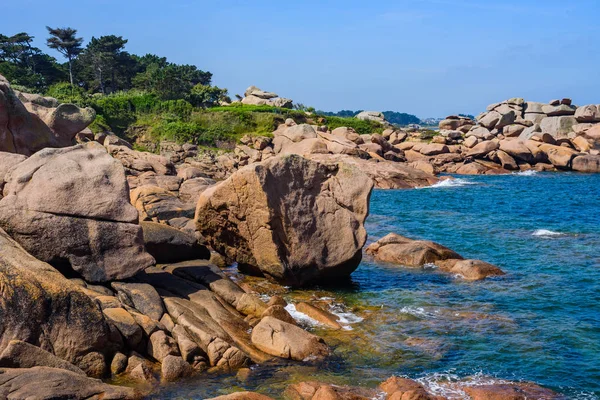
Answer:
[0, 367, 135, 399]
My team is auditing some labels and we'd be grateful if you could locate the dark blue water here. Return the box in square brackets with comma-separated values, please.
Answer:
[358, 172, 600, 398]
[154, 172, 600, 399]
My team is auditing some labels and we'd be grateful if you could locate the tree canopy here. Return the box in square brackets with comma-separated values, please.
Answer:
[0, 27, 221, 104]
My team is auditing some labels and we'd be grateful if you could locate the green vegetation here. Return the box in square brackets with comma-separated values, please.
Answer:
[318, 109, 421, 127]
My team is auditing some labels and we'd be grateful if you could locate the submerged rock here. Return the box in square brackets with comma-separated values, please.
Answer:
[285, 381, 378, 400]
[195, 154, 373, 286]
[365, 233, 462, 267]
[463, 382, 563, 400]
[206, 393, 275, 400]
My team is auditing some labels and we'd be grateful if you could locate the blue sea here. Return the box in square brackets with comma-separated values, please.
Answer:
[153, 172, 600, 399]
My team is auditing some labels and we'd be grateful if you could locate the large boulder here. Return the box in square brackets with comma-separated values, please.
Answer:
[0, 367, 135, 399]
[574, 104, 600, 122]
[466, 140, 499, 158]
[0, 143, 155, 282]
[195, 155, 373, 286]
[356, 111, 386, 124]
[572, 155, 600, 173]
[0, 229, 117, 377]
[0, 80, 95, 156]
[539, 116, 577, 139]
[365, 233, 462, 267]
[499, 139, 533, 163]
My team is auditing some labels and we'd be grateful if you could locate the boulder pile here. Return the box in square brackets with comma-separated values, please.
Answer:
[0, 75, 378, 398]
[0, 76, 95, 155]
[239, 85, 293, 108]
[432, 97, 600, 174]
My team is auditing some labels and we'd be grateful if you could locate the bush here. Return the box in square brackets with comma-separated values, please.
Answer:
[46, 82, 90, 105]
[88, 91, 193, 134]
[325, 116, 384, 135]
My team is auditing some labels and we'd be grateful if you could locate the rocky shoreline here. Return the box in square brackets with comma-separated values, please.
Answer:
[0, 74, 585, 399]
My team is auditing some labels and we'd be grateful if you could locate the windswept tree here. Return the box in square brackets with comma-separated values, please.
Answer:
[46, 26, 83, 86]
[0, 32, 65, 90]
[77, 35, 133, 94]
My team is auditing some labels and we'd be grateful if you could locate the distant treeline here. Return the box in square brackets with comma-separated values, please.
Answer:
[0, 28, 228, 107]
[318, 109, 421, 126]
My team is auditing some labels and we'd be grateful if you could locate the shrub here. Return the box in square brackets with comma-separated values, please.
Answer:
[325, 116, 384, 135]
[46, 82, 90, 105]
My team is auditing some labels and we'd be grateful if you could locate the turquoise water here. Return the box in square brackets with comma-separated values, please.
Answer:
[152, 172, 600, 399]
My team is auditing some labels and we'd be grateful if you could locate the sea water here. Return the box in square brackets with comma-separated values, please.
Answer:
[153, 172, 600, 399]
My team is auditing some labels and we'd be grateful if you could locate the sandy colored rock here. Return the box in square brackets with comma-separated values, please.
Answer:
[251, 317, 329, 361]
[103, 308, 143, 349]
[466, 140, 499, 158]
[575, 104, 600, 122]
[171, 324, 207, 369]
[0, 340, 86, 375]
[285, 381, 377, 400]
[498, 140, 533, 163]
[141, 221, 209, 263]
[161, 354, 192, 382]
[0, 80, 95, 156]
[0, 143, 154, 282]
[206, 392, 275, 400]
[0, 367, 135, 399]
[572, 155, 600, 173]
[111, 282, 165, 321]
[464, 382, 561, 400]
[196, 155, 372, 286]
[131, 185, 195, 222]
[538, 143, 579, 168]
[308, 154, 438, 189]
[295, 302, 342, 330]
[437, 259, 505, 281]
[0, 229, 115, 377]
[366, 233, 462, 267]
[108, 145, 175, 175]
[261, 305, 297, 325]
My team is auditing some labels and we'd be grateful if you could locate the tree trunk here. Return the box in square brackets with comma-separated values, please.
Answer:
[68, 56, 74, 86]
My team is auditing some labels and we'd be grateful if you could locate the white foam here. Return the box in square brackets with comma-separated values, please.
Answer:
[513, 170, 538, 176]
[415, 371, 510, 399]
[418, 178, 477, 189]
[329, 306, 364, 331]
[400, 306, 439, 319]
[532, 229, 565, 237]
[284, 303, 323, 327]
[258, 294, 271, 302]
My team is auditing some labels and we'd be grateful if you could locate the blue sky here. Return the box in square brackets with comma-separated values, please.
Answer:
[3, 0, 599, 118]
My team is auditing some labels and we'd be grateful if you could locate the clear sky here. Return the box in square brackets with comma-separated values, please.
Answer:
[3, 0, 599, 118]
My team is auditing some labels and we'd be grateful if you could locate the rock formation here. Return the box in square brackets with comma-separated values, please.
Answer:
[0, 142, 155, 282]
[0, 75, 95, 155]
[240, 86, 293, 108]
[195, 154, 373, 286]
[366, 233, 505, 281]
